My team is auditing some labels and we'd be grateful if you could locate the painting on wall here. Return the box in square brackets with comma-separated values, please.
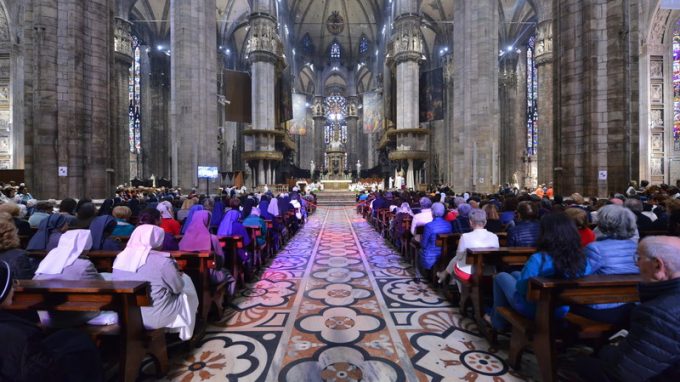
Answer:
[651, 157, 664, 176]
[362, 90, 384, 134]
[419, 67, 444, 122]
[288, 94, 308, 135]
[651, 60, 663, 79]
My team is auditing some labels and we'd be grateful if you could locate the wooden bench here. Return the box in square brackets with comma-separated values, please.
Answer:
[400, 217, 413, 258]
[409, 225, 425, 267]
[219, 235, 247, 287]
[497, 274, 641, 382]
[244, 225, 266, 270]
[27, 250, 219, 322]
[7, 279, 166, 382]
[463, 247, 536, 338]
[431, 233, 462, 285]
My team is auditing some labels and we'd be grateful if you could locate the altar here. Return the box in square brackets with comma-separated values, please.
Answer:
[320, 179, 352, 191]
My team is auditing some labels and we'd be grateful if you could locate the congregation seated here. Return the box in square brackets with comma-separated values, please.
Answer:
[0, 203, 32, 237]
[507, 200, 540, 247]
[482, 203, 504, 233]
[180, 204, 203, 235]
[27, 214, 68, 251]
[176, 197, 197, 223]
[137, 208, 179, 251]
[0, 213, 37, 279]
[572, 205, 639, 325]
[0, 260, 104, 382]
[451, 203, 473, 234]
[411, 197, 433, 242]
[33, 230, 103, 327]
[28, 201, 53, 228]
[564, 207, 596, 247]
[438, 208, 499, 286]
[71, 202, 96, 229]
[58, 198, 78, 226]
[624, 198, 654, 234]
[487, 212, 591, 331]
[391, 202, 413, 245]
[217, 200, 251, 262]
[572, 236, 680, 382]
[112, 225, 198, 340]
[243, 207, 267, 248]
[156, 202, 180, 236]
[89, 215, 122, 251]
[419, 203, 452, 277]
[111, 206, 135, 237]
[179, 210, 234, 287]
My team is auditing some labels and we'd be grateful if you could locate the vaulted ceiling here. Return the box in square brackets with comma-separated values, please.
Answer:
[498, 0, 537, 46]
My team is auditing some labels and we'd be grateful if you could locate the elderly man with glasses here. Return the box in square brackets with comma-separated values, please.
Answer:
[572, 236, 680, 382]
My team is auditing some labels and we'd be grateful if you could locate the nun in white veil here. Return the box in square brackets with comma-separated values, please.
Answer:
[112, 224, 198, 340]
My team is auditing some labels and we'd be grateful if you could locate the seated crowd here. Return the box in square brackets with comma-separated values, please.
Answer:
[0, 183, 315, 381]
[360, 182, 680, 381]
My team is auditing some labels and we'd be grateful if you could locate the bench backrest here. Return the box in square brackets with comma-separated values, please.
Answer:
[528, 274, 641, 305]
[8, 279, 151, 312]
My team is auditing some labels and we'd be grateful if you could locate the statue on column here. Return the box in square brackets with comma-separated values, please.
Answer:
[310, 160, 316, 179]
[356, 160, 362, 179]
[389, 176, 394, 189]
[395, 170, 405, 190]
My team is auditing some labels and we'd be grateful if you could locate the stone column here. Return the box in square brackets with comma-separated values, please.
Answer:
[451, 0, 500, 193]
[243, 13, 284, 187]
[312, 95, 325, 170]
[170, 0, 219, 190]
[498, 54, 526, 187]
[442, 54, 454, 185]
[388, 15, 428, 190]
[112, 17, 133, 189]
[346, 95, 359, 170]
[535, 20, 554, 186]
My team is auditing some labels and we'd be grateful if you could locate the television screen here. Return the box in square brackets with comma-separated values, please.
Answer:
[197, 166, 219, 179]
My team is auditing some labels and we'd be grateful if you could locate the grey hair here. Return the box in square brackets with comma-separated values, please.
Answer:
[597, 204, 637, 240]
[469, 208, 487, 227]
[431, 202, 446, 217]
[623, 198, 643, 214]
[454, 197, 466, 208]
[639, 236, 680, 275]
[420, 197, 432, 209]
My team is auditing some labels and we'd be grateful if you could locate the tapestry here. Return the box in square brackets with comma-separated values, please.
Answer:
[419, 67, 444, 122]
[362, 90, 384, 133]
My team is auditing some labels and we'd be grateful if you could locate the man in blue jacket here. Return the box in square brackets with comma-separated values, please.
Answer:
[419, 202, 452, 278]
[573, 235, 680, 381]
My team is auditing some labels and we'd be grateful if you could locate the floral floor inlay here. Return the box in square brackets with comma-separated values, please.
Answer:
[149, 207, 527, 382]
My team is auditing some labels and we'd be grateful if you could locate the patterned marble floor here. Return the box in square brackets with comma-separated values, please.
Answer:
[158, 207, 527, 382]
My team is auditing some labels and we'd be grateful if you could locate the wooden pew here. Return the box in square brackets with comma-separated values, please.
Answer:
[431, 233, 462, 285]
[463, 247, 536, 338]
[400, 217, 413, 258]
[244, 225, 265, 269]
[219, 236, 247, 287]
[498, 274, 641, 382]
[409, 225, 425, 266]
[7, 279, 167, 382]
[27, 250, 218, 322]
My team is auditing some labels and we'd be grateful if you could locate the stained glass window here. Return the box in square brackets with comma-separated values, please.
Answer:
[526, 36, 538, 156]
[128, 36, 142, 154]
[330, 40, 341, 60]
[359, 34, 369, 55]
[324, 95, 347, 121]
[302, 33, 314, 55]
[673, 20, 680, 149]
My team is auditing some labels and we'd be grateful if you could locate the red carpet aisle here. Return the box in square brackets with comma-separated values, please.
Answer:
[155, 207, 526, 381]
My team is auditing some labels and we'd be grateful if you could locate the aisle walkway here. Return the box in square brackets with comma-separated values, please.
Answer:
[160, 207, 525, 381]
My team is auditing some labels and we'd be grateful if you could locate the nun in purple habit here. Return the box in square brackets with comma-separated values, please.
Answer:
[217, 208, 251, 262]
[179, 211, 234, 288]
[210, 198, 225, 232]
[180, 205, 203, 235]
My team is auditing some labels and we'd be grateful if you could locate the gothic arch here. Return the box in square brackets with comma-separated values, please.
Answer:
[0, 1, 14, 169]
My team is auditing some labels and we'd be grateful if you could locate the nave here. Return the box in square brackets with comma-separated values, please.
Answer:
[150, 206, 528, 381]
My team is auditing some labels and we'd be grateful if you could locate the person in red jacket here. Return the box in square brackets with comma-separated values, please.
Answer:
[156, 202, 180, 236]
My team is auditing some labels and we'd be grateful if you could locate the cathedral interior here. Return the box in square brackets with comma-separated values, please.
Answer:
[0, 0, 673, 198]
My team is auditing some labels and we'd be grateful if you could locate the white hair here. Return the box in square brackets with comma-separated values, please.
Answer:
[639, 236, 680, 275]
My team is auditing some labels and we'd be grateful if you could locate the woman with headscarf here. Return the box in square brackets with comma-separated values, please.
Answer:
[27, 214, 68, 251]
[179, 211, 234, 289]
[240, 197, 255, 221]
[180, 204, 203, 235]
[112, 225, 198, 340]
[0, 260, 105, 381]
[391, 202, 414, 247]
[258, 195, 272, 221]
[89, 215, 122, 251]
[156, 202, 181, 236]
[34, 230, 103, 327]
[137, 208, 178, 251]
[243, 207, 268, 248]
[217, 201, 251, 263]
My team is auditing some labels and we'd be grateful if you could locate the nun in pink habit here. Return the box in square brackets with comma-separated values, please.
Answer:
[112, 224, 198, 340]
[179, 210, 235, 293]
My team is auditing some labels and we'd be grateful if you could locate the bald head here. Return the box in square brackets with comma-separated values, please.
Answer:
[638, 236, 680, 281]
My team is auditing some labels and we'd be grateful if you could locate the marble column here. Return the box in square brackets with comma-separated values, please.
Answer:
[451, 0, 500, 193]
[170, 0, 219, 190]
[498, 55, 526, 187]
[313, 95, 325, 171]
[535, 20, 554, 186]
[346, 95, 359, 170]
[388, 15, 428, 190]
[243, 13, 284, 187]
[112, 17, 133, 189]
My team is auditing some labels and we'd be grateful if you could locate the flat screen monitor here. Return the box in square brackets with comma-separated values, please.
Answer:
[198, 166, 219, 179]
